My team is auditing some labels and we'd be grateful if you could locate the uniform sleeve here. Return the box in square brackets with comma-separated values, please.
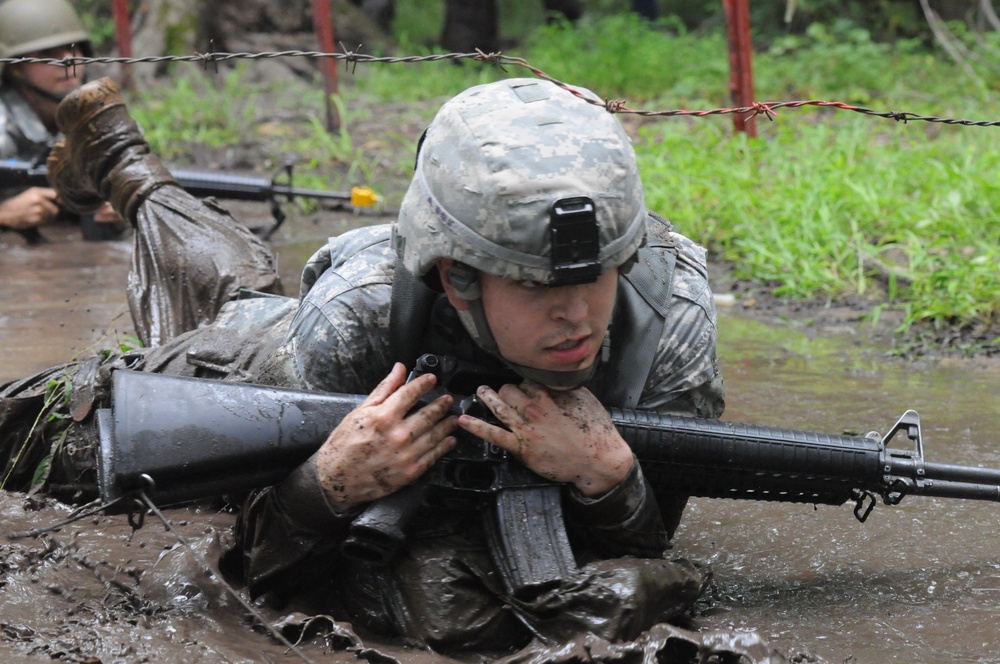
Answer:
[564, 459, 669, 559]
[230, 228, 397, 599]
[250, 227, 396, 392]
[228, 455, 356, 602]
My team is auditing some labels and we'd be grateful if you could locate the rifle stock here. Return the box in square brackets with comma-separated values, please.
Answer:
[96, 367, 1000, 525]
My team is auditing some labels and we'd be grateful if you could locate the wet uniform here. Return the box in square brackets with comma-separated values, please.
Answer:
[1, 75, 726, 653]
[222, 216, 725, 650]
[0, 207, 723, 649]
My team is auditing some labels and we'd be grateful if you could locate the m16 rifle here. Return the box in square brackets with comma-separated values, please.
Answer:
[0, 158, 379, 239]
[94, 355, 1000, 590]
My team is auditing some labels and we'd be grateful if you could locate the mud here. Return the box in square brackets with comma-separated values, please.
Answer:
[3, 200, 1000, 663]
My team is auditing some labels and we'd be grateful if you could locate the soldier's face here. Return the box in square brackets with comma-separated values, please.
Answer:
[441, 260, 618, 373]
[15, 45, 85, 100]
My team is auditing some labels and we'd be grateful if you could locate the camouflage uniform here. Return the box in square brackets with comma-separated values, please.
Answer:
[224, 79, 725, 651]
[0, 86, 54, 198]
[0, 85, 123, 240]
[3, 77, 727, 652]
[228, 218, 724, 649]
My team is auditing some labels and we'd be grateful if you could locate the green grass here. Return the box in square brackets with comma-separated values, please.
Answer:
[122, 13, 1000, 337]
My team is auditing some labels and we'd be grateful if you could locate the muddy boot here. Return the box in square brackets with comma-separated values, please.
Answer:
[47, 77, 176, 223]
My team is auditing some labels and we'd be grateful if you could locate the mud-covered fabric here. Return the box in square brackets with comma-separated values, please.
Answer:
[228, 453, 708, 652]
[231, 213, 725, 650]
[127, 189, 284, 347]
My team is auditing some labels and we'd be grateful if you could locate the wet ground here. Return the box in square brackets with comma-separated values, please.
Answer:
[2, 209, 999, 663]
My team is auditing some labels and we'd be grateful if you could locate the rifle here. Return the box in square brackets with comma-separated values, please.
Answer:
[0, 158, 379, 239]
[95, 356, 1000, 584]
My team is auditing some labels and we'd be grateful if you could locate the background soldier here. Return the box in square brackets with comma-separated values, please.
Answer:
[0, 0, 125, 241]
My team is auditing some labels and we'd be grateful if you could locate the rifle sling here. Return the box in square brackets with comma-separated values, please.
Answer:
[388, 253, 439, 369]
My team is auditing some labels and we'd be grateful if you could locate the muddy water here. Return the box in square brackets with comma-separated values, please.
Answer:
[689, 313, 1000, 663]
[2, 216, 1000, 662]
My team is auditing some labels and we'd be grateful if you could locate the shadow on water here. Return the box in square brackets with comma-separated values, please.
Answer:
[2, 220, 999, 662]
[681, 312, 1000, 663]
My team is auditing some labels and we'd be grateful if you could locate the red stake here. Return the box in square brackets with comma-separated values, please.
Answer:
[723, 0, 756, 137]
[311, 0, 341, 132]
[111, 0, 134, 90]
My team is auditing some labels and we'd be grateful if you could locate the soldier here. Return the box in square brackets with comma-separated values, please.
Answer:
[228, 78, 726, 649]
[0, 0, 125, 241]
[6, 75, 725, 652]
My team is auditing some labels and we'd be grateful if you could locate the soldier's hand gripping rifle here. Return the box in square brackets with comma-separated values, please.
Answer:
[0, 158, 379, 239]
[95, 355, 1000, 576]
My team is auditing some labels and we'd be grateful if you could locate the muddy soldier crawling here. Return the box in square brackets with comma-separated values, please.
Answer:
[0, 76, 726, 654]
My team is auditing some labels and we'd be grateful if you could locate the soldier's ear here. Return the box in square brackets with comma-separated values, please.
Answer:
[437, 259, 471, 311]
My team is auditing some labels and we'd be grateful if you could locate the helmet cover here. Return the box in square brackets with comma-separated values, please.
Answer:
[0, 0, 91, 71]
[395, 77, 647, 284]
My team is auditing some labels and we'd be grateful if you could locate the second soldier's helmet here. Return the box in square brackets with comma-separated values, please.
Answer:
[394, 77, 647, 287]
[0, 0, 92, 75]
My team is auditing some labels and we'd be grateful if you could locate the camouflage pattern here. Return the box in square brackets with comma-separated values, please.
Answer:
[253, 221, 723, 419]
[395, 78, 647, 284]
[0, 86, 56, 202]
[252, 225, 396, 394]
[0, 86, 53, 161]
[637, 226, 725, 417]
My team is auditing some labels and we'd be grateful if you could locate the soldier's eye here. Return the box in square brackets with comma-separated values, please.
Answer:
[518, 280, 544, 289]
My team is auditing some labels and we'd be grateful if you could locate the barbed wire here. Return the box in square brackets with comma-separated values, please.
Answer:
[4, 48, 999, 129]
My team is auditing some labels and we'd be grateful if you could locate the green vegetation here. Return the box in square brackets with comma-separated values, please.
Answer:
[124, 12, 1000, 341]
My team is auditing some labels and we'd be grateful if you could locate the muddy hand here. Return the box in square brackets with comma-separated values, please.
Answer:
[459, 381, 634, 496]
[315, 363, 458, 512]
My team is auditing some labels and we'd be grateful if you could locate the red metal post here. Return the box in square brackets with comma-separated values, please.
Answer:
[723, 0, 756, 137]
[111, 0, 134, 90]
[311, 0, 341, 132]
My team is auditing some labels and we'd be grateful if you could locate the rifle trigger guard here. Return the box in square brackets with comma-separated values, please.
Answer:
[852, 489, 877, 523]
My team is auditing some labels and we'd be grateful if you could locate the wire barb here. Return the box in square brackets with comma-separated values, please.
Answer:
[2, 49, 998, 129]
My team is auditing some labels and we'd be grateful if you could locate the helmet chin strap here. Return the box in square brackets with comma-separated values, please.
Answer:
[449, 265, 605, 391]
[14, 76, 74, 104]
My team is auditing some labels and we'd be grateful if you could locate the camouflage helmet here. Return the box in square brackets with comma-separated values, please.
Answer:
[0, 0, 92, 75]
[394, 77, 647, 286]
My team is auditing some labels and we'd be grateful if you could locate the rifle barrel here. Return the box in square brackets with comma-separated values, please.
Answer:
[1, 160, 358, 206]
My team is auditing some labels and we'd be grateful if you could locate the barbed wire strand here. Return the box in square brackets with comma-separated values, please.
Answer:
[4, 49, 999, 129]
